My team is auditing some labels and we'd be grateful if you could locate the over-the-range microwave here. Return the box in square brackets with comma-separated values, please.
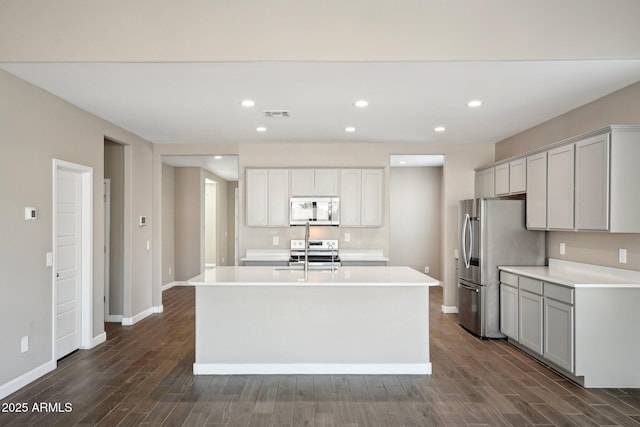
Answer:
[290, 197, 339, 226]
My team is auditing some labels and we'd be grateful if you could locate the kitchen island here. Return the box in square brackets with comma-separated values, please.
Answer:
[189, 266, 439, 375]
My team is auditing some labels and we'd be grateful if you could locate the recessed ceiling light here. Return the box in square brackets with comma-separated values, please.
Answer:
[345, 126, 356, 133]
[434, 126, 446, 132]
[467, 100, 483, 108]
[214, 155, 222, 160]
[354, 100, 369, 108]
[241, 99, 255, 108]
[256, 126, 267, 132]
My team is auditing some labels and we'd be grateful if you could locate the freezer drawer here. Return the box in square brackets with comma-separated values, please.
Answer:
[458, 281, 481, 336]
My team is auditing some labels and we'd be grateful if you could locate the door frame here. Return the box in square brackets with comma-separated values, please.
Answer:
[52, 159, 94, 359]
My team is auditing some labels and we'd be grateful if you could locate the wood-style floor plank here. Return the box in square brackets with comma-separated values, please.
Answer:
[1, 285, 639, 426]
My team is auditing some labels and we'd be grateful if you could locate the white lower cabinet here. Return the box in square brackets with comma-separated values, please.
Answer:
[499, 283, 519, 340]
[543, 284, 575, 373]
[500, 270, 575, 374]
[519, 290, 543, 355]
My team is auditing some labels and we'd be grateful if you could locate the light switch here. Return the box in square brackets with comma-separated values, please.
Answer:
[344, 233, 351, 242]
[559, 243, 566, 255]
[273, 236, 279, 246]
[46, 252, 53, 267]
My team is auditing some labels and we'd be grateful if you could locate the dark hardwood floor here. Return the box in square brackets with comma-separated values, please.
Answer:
[2, 285, 639, 426]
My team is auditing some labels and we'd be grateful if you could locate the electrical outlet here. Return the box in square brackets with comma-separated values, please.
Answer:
[424, 267, 430, 274]
[619, 248, 627, 264]
[273, 236, 279, 246]
[344, 233, 351, 242]
[168, 267, 172, 276]
[559, 243, 566, 255]
[21, 336, 28, 353]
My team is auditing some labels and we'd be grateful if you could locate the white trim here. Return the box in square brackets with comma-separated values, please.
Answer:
[121, 307, 154, 326]
[104, 179, 111, 321]
[153, 305, 164, 313]
[193, 363, 432, 375]
[89, 332, 107, 348]
[441, 305, 459, 314]
[52, 159, 94, 360]
[105, 315, 123, 323]
[0, 360, 56, 401]
[162, 281, 190, 291]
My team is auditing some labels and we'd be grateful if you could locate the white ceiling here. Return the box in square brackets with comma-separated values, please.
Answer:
[2, 61, 640, 147]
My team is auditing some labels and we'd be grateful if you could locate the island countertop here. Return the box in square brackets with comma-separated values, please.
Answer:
[189, 266, 439, 287]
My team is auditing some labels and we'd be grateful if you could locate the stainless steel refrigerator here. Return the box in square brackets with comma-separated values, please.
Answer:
[458, 198, 545, 338]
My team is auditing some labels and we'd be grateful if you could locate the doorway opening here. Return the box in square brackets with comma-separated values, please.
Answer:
[389, 154, 444, 280]
[104, 139, 125, 322]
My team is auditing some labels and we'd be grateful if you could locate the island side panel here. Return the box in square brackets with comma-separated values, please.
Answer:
[195, 284, 430, 374]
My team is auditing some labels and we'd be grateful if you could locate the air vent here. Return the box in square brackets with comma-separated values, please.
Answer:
[263, 110, 291, 118]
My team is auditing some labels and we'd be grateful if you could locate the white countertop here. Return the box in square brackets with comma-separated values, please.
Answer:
[189, 266, 439, 287]
[499, 259, 640, 288]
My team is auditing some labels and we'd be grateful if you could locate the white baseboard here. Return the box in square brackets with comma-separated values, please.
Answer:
[162, 281, 189, 291]
[153, 305, 164, 313]
[105, 314, 123, 323]
[90, 332, 107, 348]
[193, 362, 432, 375]
[122, 307, 154, 326]
[441, 305, 459, 314]
[0, 360, 56, 400]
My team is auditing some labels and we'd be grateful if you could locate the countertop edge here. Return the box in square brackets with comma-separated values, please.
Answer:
[498, 265, 640, 288]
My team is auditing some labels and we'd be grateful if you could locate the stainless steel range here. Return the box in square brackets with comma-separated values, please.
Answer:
[290, 239, 340, 269]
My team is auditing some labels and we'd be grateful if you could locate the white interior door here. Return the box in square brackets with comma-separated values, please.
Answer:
[55, 168, 82, 359]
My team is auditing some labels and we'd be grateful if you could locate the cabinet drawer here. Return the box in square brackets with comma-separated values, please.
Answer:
[519, 276, 543, 295]
[544, 282, 574, 304]
[500, 271, 518, 287]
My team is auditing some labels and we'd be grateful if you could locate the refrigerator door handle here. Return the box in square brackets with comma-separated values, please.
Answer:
[462, 214, 471, 268]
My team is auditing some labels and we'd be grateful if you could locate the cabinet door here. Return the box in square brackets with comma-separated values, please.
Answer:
[290, 169, 315, 196]
[483, 168, 495, 198]
[495, 164, 510, 195]
[526, 152, 547, 229]
[268, 170, 290, 226]
[340, 170, 362, 226]
[575, 134, 609, 230]
[475, 171, 484, 198]
[509, 159, 526, 194]
[361, 169, 384, 227]
[315, 169, 339, 196]
[544, 297, 574, 373]
[246, 169, 269, 226]
[500, 283, 519, 340]
[519, 290, 543, 355]
[547, 145, 574, 230]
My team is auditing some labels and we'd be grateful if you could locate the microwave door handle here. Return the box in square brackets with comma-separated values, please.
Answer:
[328, 201, 332, 221]
[312, 201, 317, 221]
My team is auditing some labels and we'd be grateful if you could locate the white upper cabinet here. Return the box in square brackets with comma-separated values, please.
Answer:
[475, 167, 495, 198]
[547, 144, 575, 230]
[575, 134, 609, 231]
[509, 159, 526, 194]
[291, 169, 339, 196]
[246, 169, 290, 227]
[494, 163, 510, 195]
[526, 152, 547, 229]
[606, 129, 640, 232]
[340, 169, 384, 227]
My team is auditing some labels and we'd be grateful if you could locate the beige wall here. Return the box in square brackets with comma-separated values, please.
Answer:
[2, 1, 640, 62]
[174, 167, 203, 281]
[390, 167, 442, 280]
[494, 81, 640, 271]
[0, 69, 154, 390]
[161, 163, 175, 285]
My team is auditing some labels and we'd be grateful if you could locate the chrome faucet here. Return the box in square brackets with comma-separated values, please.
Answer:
[304, 221, 310, 273]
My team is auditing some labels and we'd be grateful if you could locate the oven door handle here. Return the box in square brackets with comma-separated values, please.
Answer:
[458, 282, 479, 293]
